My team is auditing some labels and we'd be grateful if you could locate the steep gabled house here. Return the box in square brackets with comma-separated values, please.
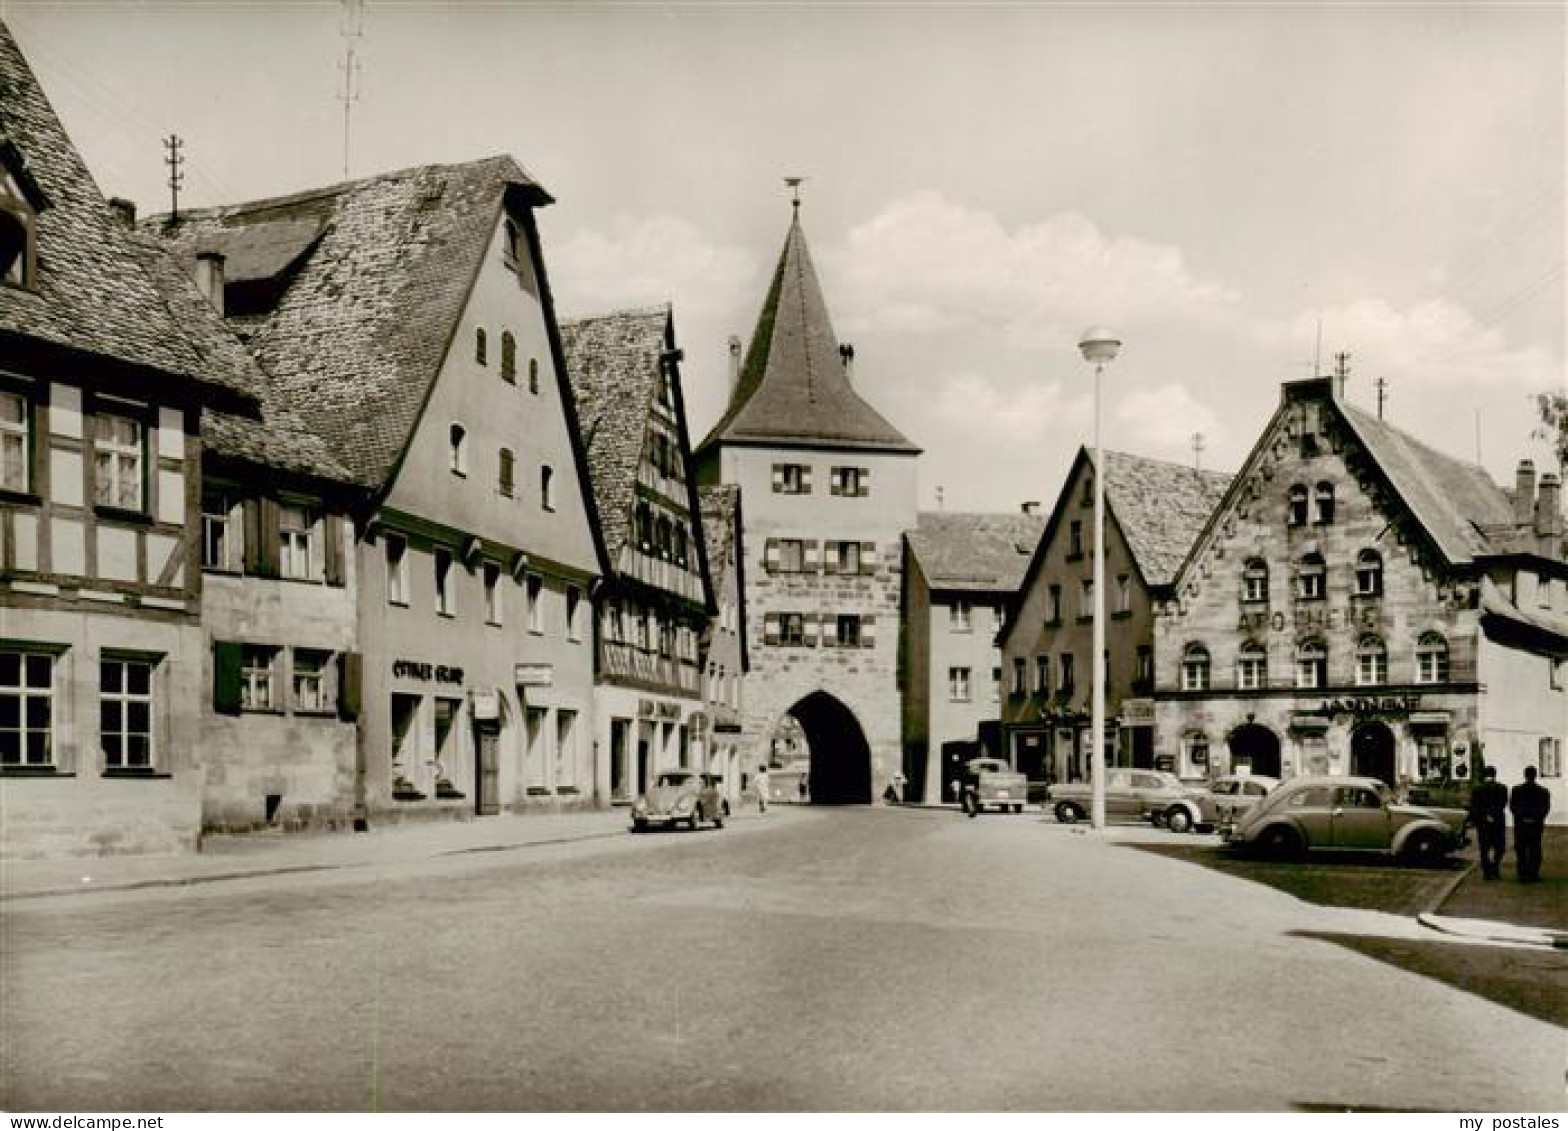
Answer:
[1155, 375, 1565, 815]
[693, 206, 920, 804]
[148, 155, 609, 822]
[0, 23, 258, 856]
[999, 447, 1230, 788]
[902, 510, 1044, 803]
[561, 307, 715, 801]
[698, 483, 749, 803]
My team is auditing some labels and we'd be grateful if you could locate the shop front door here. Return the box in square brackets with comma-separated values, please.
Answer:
[475, 723, 500, 816]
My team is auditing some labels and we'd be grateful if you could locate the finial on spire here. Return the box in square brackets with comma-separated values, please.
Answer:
[784, 176, 806, 213]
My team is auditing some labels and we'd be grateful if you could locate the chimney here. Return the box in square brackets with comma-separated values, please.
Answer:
[1536, 472, 1562, 557]
[107, 197, 137, 229]
[1514, 459, 1537, 526]
[726, 335, 742, 396]
[193, 251, 226, 316]
[1020, 501, 1041, 516]
[839, 342, 856, 383]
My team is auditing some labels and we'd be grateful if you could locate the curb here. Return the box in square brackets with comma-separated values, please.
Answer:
[1415, 858, 1568, 950]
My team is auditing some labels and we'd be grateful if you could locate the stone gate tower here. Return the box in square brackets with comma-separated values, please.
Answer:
[694, 206, 920, 803]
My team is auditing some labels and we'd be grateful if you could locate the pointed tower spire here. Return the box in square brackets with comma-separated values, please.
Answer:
[697, 205, 918, 455]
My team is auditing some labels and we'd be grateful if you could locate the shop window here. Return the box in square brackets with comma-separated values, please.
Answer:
[524, 707, 549, 791]
[241, 646, 279, 711]
[949, 666, 972, 702]
[483, 563, 502, 626]
[435, 549, 456, 617]
[94, 412, 144, 512]
[449, 424, 468, 475]
[277, 503, 319, 580]
[1416, 632, 1450, 684]
[100, 658, 154, 771]
[1237, 644, 1267, 691]
[1288, 484, 1309, 526]
[292, 648, 333, 713]
[1417, 736, 1451, 783]
[202, 491, 240, 571]
[1355, 549, 1383, 596]
[1242, 559, 1268, 604]
[1355, 635, 1388, 686]
[1297, 553, 1326, 600]
[386, 536, 409, 606]
[475, 328, 487, 365]
[500, 331, 516, 383]
[1, 650, 54, 768]
[1314, 482, 1336, 525]
[434, 697, 461, 787]
[950, 600, 972, 631]
[1181, 644, 1211, 692]
[1296, 639, 1327, 689]
[1, 389, 30, 494]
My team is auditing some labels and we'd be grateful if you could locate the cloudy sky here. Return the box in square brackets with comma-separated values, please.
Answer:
[6, 2, 1562, 511]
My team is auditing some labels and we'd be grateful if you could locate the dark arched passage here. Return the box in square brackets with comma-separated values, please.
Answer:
[1228, 723, 1282, 779]
[1351, 722, 1397, 785]
[789, 691, 872, 805]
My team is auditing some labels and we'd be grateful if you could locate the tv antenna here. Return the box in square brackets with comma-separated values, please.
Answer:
[338, 0, 364, 180]
[163, 134, 184, 221]
[1375, 376, 1388, 420]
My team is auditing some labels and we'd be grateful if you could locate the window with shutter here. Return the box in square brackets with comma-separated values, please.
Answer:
[858, 467, 871, 497]
[764, 538, 781, 572]
[324, 514, 346, 586]
[212, 642, 244, 715]
[860, 542, 877, 575]
[764, 613, 780, 645]
[860, 615, 877, 648]
[803, 540, 821, 572]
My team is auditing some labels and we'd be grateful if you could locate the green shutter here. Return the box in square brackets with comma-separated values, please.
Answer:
[337, 651, 362, 722]
[213, 642, 243, 715]
[324, 514, 346, 587]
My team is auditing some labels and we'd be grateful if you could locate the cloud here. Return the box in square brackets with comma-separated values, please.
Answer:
[1112, 383, 1221, 454]
[1255, 297, 1560, 393]
[923, 372, 1090, 446]
[825, 191, 1240, 347]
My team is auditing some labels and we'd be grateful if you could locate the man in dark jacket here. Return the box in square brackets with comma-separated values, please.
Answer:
[1468, 767, 1509, 879]
[1508, 766, 1552, 882]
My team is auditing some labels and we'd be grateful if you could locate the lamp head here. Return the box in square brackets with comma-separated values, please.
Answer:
[1078, 328, 1122, 366]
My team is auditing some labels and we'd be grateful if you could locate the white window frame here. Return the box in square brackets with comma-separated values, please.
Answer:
[1296, 642, 1327, 690]
[435, 549, 456, 617]
[277, 502, 318, 581]
[1237, 646, 1267, 691]
[292, 648, 332, 713]
[387, 536, 409, 606]
[202, 493, 239, 572]
[241, 646, 279, 711]
[0, 389, 29, 494]
[950, 600, 972, 631]
[527, 574, 544, 633]
[1416, 634, 1450, 684]
[94, 412, 144, 511]
[100, 657, 155, 770]
[949, 666, 972, 702]
[483, 562, 503, 626]
[1355, 637, 1388, 686]
[1, 650, 54, 768]
[1181, 646, 1211, 692]
[1243, 560, 1268, 603]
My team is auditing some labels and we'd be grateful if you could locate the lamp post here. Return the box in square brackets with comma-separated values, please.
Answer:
[1078, 328, 1121, 830]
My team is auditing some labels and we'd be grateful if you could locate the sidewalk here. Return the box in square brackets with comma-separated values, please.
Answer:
[1419, 826, 1568, 949]
[0, 805, 774, 902]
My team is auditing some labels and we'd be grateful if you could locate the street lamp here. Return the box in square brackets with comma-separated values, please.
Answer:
[1078, 328, 1121, 830]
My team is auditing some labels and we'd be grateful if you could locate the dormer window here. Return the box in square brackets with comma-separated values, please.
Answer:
[0, 159, 42, 291]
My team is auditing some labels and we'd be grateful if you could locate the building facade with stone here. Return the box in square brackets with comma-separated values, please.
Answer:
[562, 307, 715, 802]
[698, 483, 750, 805]
[694, 209, 919, 804]
[999, 448, 1231, 788]
[1154, 375, 1566, 818]
[0, 26, 255, 857]
[903, 510, 1044, 803]
[151, 156, 608, 825]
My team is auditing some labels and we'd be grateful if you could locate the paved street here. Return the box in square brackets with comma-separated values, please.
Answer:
[3, 807, 1562, 1112]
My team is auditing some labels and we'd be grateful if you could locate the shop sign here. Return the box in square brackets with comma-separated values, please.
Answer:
[1309, 693, 1422, 719]
[1236, 606, 1383, 634]
[1120, 698, 1154, 726]
[514, 663, 553, 687]
[393, 660, 464, 684]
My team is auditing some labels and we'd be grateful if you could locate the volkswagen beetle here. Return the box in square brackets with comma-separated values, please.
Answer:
[631, 769, 728, 832]
[1225, 774, 1467, 865]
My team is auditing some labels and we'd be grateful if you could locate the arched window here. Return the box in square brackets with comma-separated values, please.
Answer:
[1355, 635, 1388, 686]
[448, 423, 467, 475]
[1314, 482, 1336, 524]
[1295, 639, 1327, 689]
[498, 448, 514, 496]
[1237, 642, 1268, 690]
[500, 331, 516, 383]
[1355, 549, 1383, 596]
[1297, 552, 1326, 600]
[474, 328, 487, 365]
[1416, 632, 1450, 684]
[1181, 643, 1211, 692]
[1242, 558, 1269, 604]
[1288, 484, 1309, 526]
[540, 464, 555, 511]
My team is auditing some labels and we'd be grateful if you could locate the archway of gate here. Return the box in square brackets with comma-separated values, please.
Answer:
[784, 691, 873, 805]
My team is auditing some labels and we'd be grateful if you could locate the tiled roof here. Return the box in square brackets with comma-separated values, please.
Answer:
[1100, 450, 1233, 587]
[906, 511, 1046, 593]
[127, 231, 352, 483]
[698, 483, 740, 574]
[1337, 400, 1516, 564]
[0, 22, 249, 399]
[697, 214, 919, 455]
[144, 154, 549, 488]
[560, 306, 671, 565]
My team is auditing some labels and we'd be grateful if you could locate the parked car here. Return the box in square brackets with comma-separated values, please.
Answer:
[1224, 774, 1468, 865]
[1184, 773, 1280, 834]
[960, 757, 1028, 815]
[631, 770, 728, 832]
[1048, 769, 1206, 826]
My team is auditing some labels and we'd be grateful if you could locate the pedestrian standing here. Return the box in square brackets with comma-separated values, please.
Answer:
[1468, 767, 1509, 880]
[755, 764, 770, 814]
[1508, 766, 1551, 882]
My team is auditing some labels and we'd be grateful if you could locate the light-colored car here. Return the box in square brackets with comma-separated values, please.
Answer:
[1048, 769, 1205, 827]
[631, 770, 728, 832]
[960, 757, 1028, 815]
[1183, 773, 1280, 835]
[1224, 774, 1468, 865]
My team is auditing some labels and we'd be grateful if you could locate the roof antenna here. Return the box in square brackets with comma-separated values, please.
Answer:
[1375, 376, 1388, 420]
[784, 176, 805, 213]
[936, 485, 944, 511]
[338, 0, 364, 180]
[163, 134, 184, 222]
[1191, 431, 1205, 473]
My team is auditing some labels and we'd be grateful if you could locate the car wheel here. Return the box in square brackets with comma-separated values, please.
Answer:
[1054, 802, 1083, 824]
[632, 819, 647, 834]
[1400, 829, 1447, 868]
[1165, 807, 1194, 835]
[1259, 824, 1303, 860]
